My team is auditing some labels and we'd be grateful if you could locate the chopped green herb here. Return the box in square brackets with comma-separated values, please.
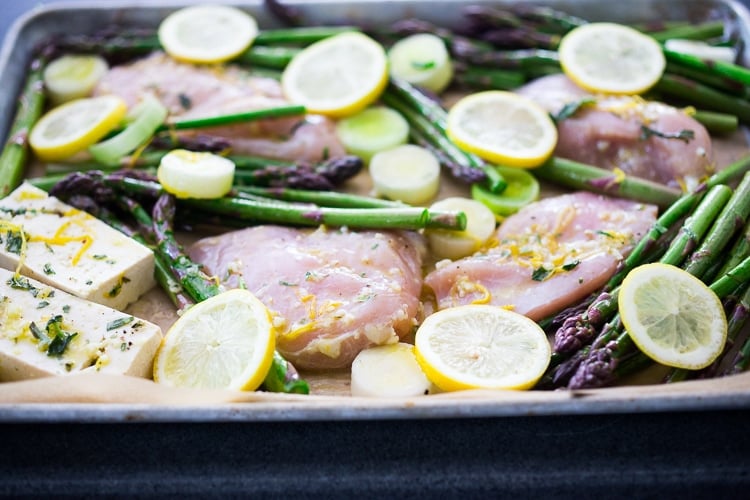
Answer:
[411, 59, 436, 70]
[640, 125, 695, 143]
[36, 300, 50, 309]
[531, 266, 552, 281]
[279, 280, 298, 287]
[44, 315, 78, 357]
[4, 230, 24, 255]
[107, 316, 134, 331]
[596, 230, 615, 238]
[29, 322, 45, 341]
[552, 97, 596, 122]
[43, 263, 55, 275]
[62, 304, 71, 313]
[93, 254, 108, 260]
[562, 260, 580, 271]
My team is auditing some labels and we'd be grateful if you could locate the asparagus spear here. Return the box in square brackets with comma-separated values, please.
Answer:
[548, 184, 733, 386]
[531, 157, 683, 209]
[0, 54, 47, 197]
[382, 79, 507, 192]
[566, 183, 749, 389]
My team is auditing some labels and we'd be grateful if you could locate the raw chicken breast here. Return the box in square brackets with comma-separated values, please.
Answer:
[94, 52, 345, 162]
[424, 192, 657, 321]
[516, 74, 713, 191]
[188, 225, 425, 370]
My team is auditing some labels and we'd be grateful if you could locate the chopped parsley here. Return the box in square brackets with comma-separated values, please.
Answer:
[562, 260, 580, 271]
[531, 267, 552, 282]
[43, 263, 56, 275]
[640, 125, 695, 143]
[552, 97, 596, 122]
[107, 316, 134, 331]
[411, 59, 436, 70]
[29, 315, 78, 357]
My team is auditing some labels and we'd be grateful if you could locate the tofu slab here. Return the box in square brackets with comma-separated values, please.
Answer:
[0, 182, 155, 310]
[0, 267, 162, 381]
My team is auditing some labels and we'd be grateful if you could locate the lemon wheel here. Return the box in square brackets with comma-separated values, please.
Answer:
[414, 305, 551, 391]
[446, 91, 558, 168]
[158, 5, 258, 64]
[558, 22, 666, 95]
[153, 289, 276, 391]
[618, 263, 727, 370]
[29, 95, 127, 162]
[281, 31, 388, 117]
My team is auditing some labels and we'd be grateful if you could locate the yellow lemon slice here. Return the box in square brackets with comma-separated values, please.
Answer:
[281, 31, 388, 117]
[29, 95, 127, 162]
[414, 305, 551, 391]
[157, 149, 236, 199]
[446, 90, 557, 168]
[158, 5, 258, 64]
[153, 289, 276, 391]
[43, 54, 109, 105]
[618, 263, 727, 370]
[558, 22, 666, 95]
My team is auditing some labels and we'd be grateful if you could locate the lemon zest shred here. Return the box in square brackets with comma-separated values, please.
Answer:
[29, 219, 94, 266]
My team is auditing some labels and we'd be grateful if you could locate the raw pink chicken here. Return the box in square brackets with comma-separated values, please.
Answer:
[93, 52, 345, 162]
[516, 74, 714, 191]
[188, 225, 425, 370]
[424, 192, 657, 321]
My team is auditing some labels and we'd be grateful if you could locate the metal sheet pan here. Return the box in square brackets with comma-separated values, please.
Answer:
[2, 0, 750, 423]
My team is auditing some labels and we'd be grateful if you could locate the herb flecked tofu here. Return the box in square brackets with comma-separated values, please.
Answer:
[0, 182, 155, 310]
[0, 267, 162, 381]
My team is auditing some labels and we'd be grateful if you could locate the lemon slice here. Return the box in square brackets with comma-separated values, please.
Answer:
[281, 32, 388, 117]
[388, 33, 454, 94]
[446, 91, 557, 168]
[153, 289, 276, 391]
[43, 54, 109, 105]
[157, 149, 236, 199]
[618, 263, 727, 370]
[158, 5, 258, 64]
[426, 197, 496, 260]
[414, 305, 551, 391]
[558, 22, 666, 95]
[29, 95, 127, 162]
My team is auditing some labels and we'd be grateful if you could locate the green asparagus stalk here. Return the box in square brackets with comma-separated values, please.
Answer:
[452, 62, 527, 90]
[644, 20, 726, 42]
[548, 184, 733, 387]
[691, 110, 739, 135]
[0, 54, 47, 197]
[664, 61, 747, 98]
[682, 172, 750, 278]
[159, 104, 306, 131]
[382, 80, 507, 192]
[107, 174, 466, 231]
[663, 48, 750, 87]
[607, 154, 750, 289]
[531, 157, 683, 208]
[235, 186, 407, 208]
[254, 26, 360, 45]
[654, 73, 750, 124]
[565, 184, 743, 389]
[151, 192, 309, 394]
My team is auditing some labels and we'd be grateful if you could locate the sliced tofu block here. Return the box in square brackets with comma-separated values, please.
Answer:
[0, 182, 154, 310]
[0, 267, 162, 381]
